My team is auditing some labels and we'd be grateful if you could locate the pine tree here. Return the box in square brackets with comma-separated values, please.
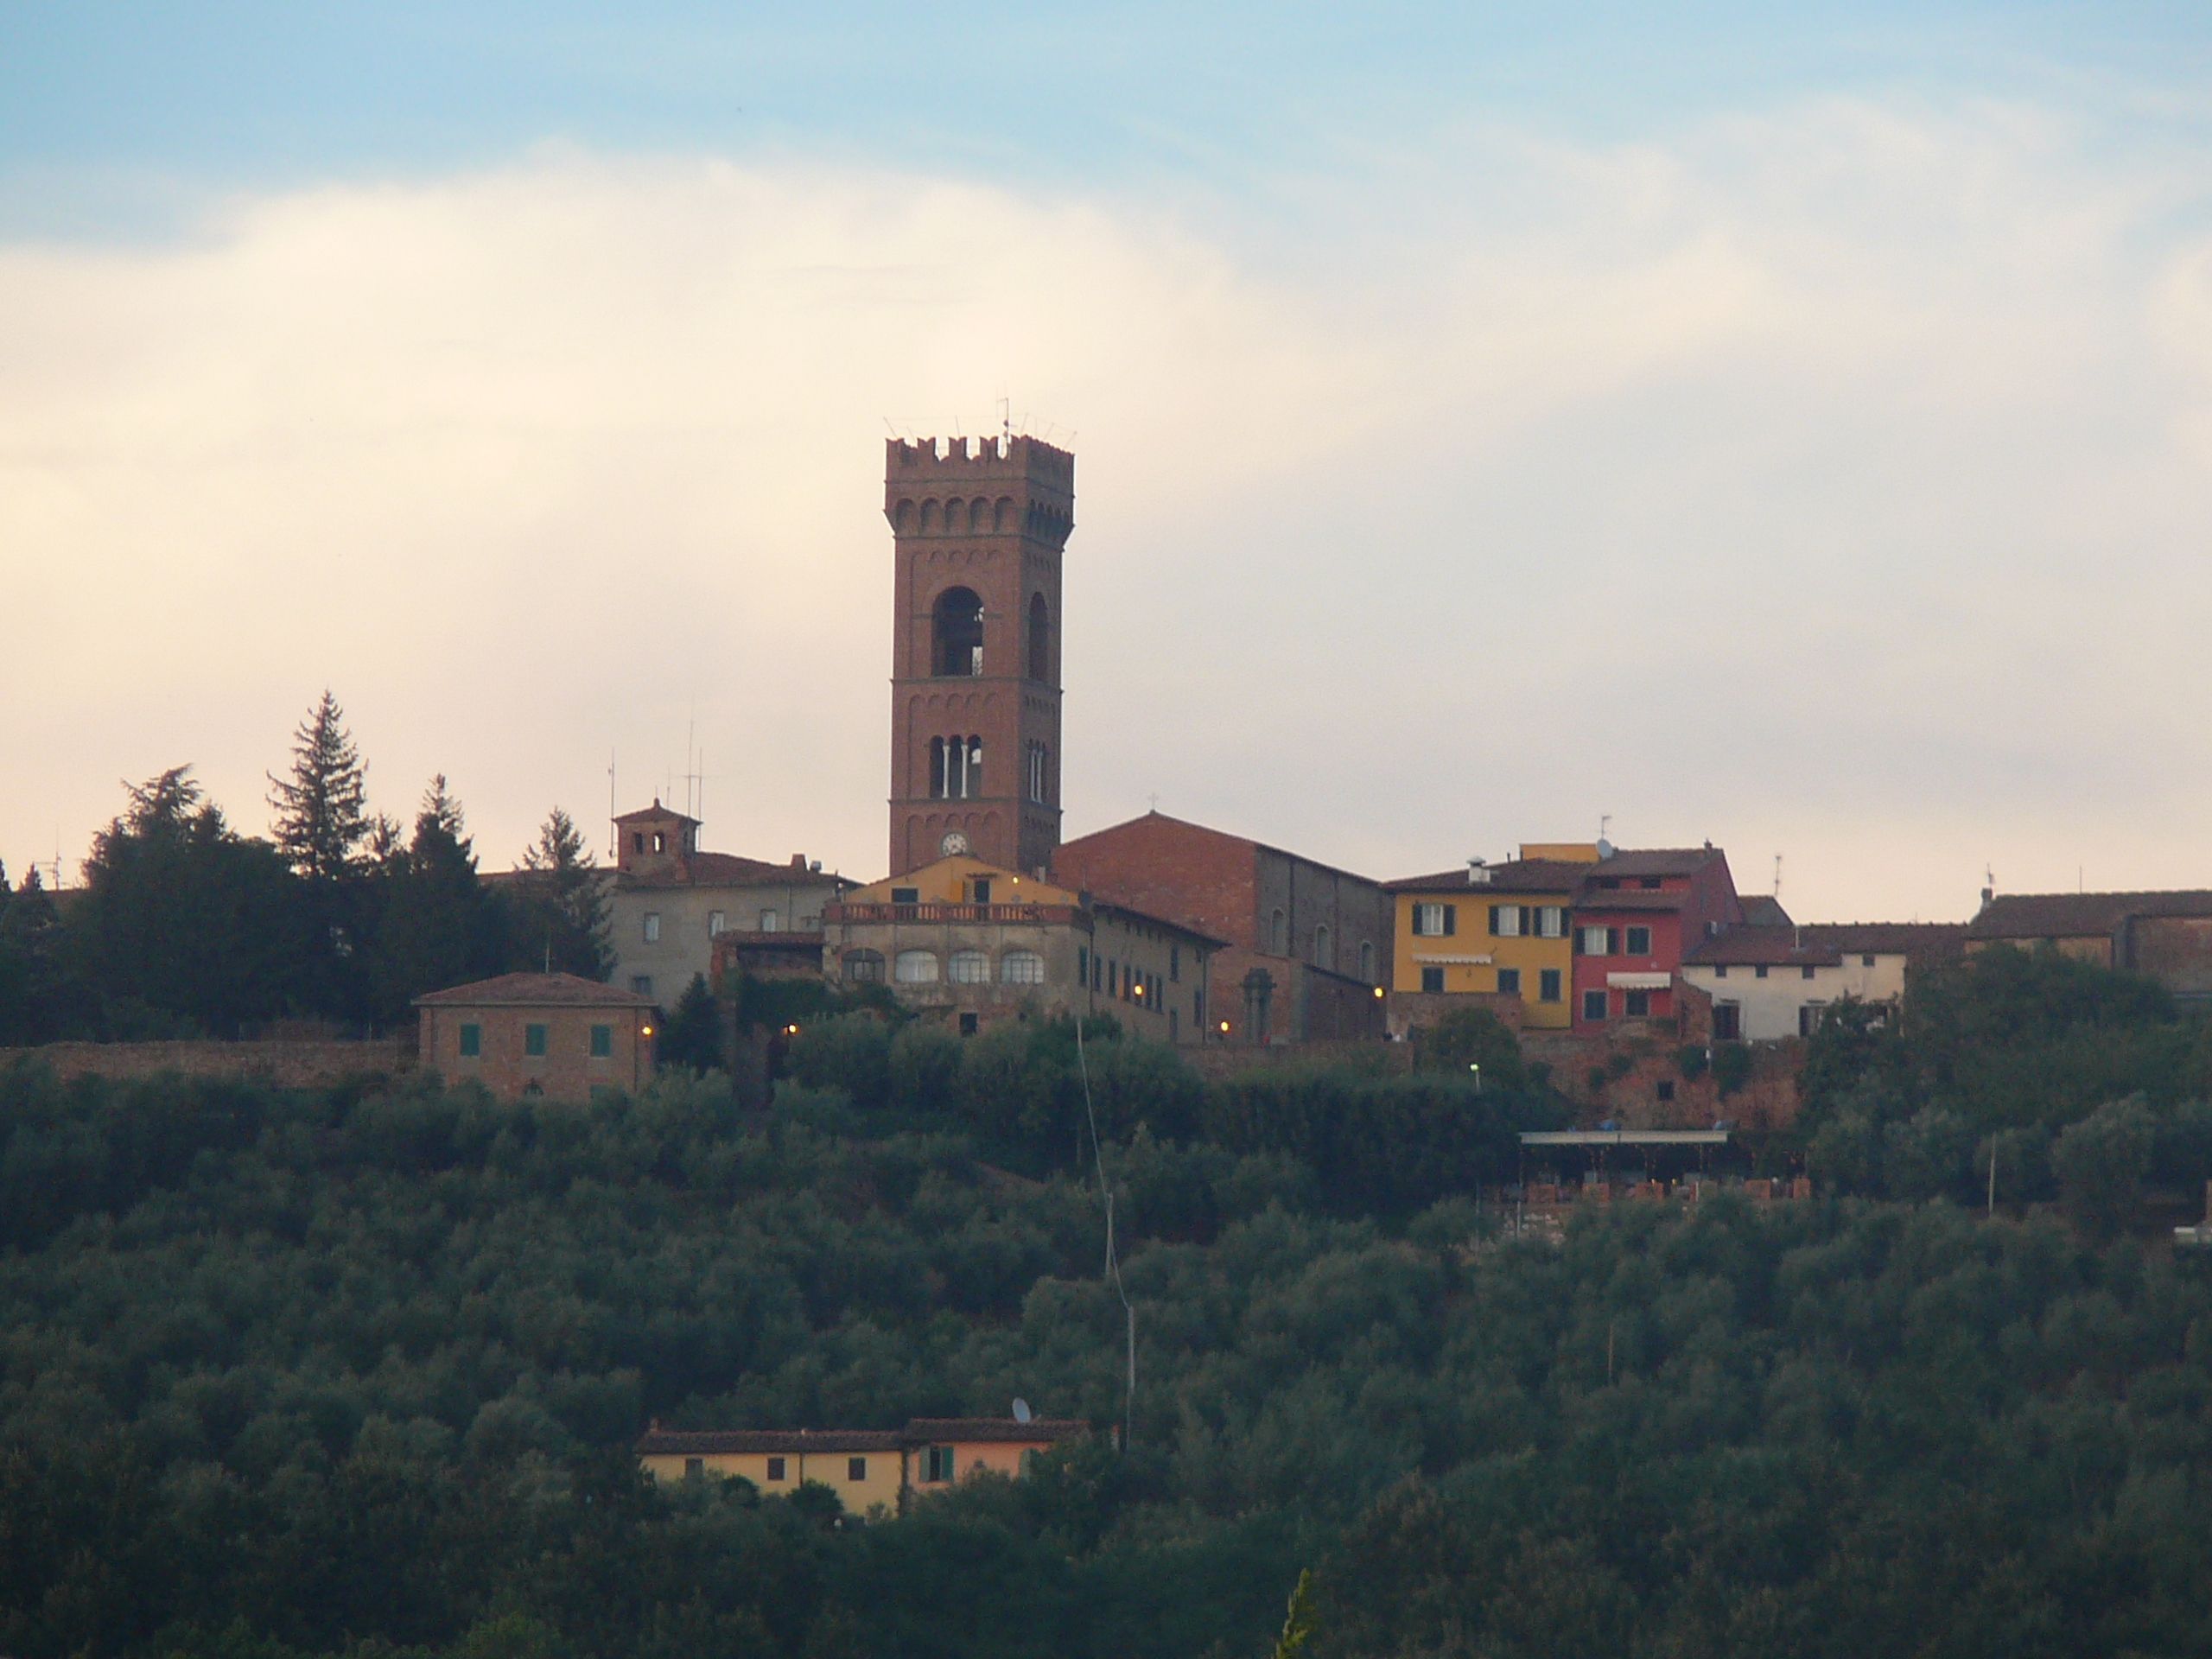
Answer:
[365, 775, 508, 1020]
[268, 690, 371, 881]
[512, 807, 613, 980]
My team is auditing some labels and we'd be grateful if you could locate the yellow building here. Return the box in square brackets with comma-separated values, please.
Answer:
[823, 855, 1218, 1043]
[635, 1429, 908, 1518]
[1382, 849, 1601, 1031]
[636, 1417, 1089, 1518]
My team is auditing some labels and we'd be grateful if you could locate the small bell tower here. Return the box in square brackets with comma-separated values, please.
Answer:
[884, 434, 1073, 876]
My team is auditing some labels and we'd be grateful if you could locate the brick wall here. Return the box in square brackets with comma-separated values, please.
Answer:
[1, 1039, 416, 1089]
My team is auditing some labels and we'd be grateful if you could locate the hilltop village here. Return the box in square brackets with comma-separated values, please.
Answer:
[425, 434, 2212, 1128]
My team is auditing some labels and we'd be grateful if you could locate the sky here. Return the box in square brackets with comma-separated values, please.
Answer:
[7, 3, 2212, 924]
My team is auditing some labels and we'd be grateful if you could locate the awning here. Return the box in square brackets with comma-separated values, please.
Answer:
[1605, 971, 1671, 990]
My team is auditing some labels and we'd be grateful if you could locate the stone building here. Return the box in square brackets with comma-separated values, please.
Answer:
[414, 972, 656, 1100]
[606, 800, 855, 1004]
[821, 854, 1217, 1041]
[1051, 811, 1389, 1044]
[883, 435, 1074, 879]
[1965, 889, 2212, 1004]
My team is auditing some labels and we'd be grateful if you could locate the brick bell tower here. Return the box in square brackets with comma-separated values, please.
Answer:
[886, 434, 1073, 877]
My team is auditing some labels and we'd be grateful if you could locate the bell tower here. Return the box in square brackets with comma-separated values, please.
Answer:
[885, 434, 1073, 877]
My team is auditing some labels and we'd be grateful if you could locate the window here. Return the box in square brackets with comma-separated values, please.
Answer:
[590, 1025, 612, 1058]
[931, 734, 984, 799]
[959, 1012, 979, 1036]
[1754, 963, 1769, 979]
[652, 831, 666, 854]
[1714, 1003, 1741, 1040]
[1077, 946, 1088, 984]
[766, 1457, 786, 1482]
[1359, 941, 1375, 982]
[524, 1024, 548, 1057]
[709, 910, 726, 936]
[969, 879, 990, 904]
[894, 950, 939, 983]
[684, 1458, 703, 1481]
[632, 833, 645, 854]
[1497, 967, 1522, 995]
[1583, 989, 1608, 1020]
[1491, 905, 1522, 938]
[1027, 741, 1050, 804]
[1313, 925, 1332, 968]
[1624, 990, 1650, 1018]
[1862, 954, 1876, 968]
[1625, 926, 1650, 956]
[932, 586, 984, 676]
[1421, 967, 1445, 994]
[949, 949, 989, 983]
[1092, 952, 1102, 991]
[1799, 1003, 1826, 1038]
[458, 1023, 480, 1058]
[1001, 950, 1046, 984]
[1536, 906, 1566, 938]
[1802, 964, 1815, 980]
[924, 1445, 954, 1483]
[1028, 592, 1050, 680]
[643, 912, 661, 943]
[848, 1456, 868, 1482]
[631, 975, 653, 997]
[1640, 876, 1662, 889]
[891, 887, 919, 905]
[1270, 909, 1287, 954]
[1657, 1080, 1675, 1103]
[1539, 968, 1561, 1002]
[1579, 926, 1614, 956]
[1598, 877, 1620, 889]
[1713, 963, 1729, 978]
[1171, 946, 1181, 982]
[1413, 902, 1455, 937]
[844, 950, 885, 983]
[759, 909, 779, 933]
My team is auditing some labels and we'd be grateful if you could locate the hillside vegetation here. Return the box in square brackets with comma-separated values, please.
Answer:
[8, 970, 2212, 1658]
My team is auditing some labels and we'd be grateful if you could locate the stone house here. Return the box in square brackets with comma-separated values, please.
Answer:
[414, 972, 656, 1100]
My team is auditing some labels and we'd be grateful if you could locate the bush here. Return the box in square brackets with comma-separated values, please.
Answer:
[2052, 1095, 2154, 1240]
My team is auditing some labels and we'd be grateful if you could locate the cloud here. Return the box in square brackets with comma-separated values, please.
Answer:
[3, 103, 2209, 922]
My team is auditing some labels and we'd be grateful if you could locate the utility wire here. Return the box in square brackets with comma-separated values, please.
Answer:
[1076, 1018, 1135, 1449]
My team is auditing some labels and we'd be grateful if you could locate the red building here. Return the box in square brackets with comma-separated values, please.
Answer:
[1569, 847, 1742, 1033]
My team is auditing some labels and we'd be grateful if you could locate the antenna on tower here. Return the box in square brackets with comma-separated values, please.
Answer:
[1773, 854, 1782, 898]
[1599, 813, 1611, 843]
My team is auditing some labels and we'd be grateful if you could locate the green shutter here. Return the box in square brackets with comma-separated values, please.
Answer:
[1442, 905, 1456, 936]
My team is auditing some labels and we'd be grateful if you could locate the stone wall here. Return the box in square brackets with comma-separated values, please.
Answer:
[0, 1039, 416, 1089]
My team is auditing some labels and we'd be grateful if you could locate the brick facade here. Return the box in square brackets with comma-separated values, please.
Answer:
[1052, 812, 1388, 1043]
[885, 436, 1074, 878]
[415, 973, 656, 1101]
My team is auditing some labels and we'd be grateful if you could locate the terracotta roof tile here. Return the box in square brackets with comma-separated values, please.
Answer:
[1590, 848, 1724, 878]
[636, 1428, 902, 1455]
[1382, 859, 1592, 895]
[1683, 927, 1840, 967]
[412, 972, 654, 1009]
[1966, 891, 2212, 941]
[903, 1418, 1089, 1443]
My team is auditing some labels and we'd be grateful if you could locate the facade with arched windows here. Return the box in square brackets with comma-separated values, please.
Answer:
[884, 435, 1071, 880]
[819, 855, 1218, 1042]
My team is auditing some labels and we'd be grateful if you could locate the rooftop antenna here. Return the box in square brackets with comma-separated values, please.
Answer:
[1599, 813, 1611, 842]
[1774, 854, 1783, 898]
[608, 750, 617, 861]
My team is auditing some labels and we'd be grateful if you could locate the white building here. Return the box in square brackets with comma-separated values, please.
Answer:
[1681, 923, 1958, 1042]
[606, 802, 856, 1005]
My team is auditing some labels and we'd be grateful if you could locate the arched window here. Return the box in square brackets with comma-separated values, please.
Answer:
[934, 587, 983, 677]
[932, 736, 983, 799]
[948, 949, 990, 984]
[1359, 940, 1375, 982]
[1314, 925, 1332, 969]
[843, 950, 885, 983]
[1001, 950, 1046, 985]
[1027, 741, 1049, 804]
[1027, 593, 1050, 682]
[1269, 909, 1287, 955]
[894, 950, 940, 984]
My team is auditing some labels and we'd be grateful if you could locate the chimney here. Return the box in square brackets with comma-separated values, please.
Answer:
[1468, 858, 1491, 886]
[791, 854, 807, 870]
[1980, 887, 1993, 912]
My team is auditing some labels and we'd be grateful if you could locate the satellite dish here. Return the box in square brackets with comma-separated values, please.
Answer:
[1012, 1398, 1032, 1424]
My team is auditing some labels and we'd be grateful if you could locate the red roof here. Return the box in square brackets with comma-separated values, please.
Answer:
[412, 972, 653, 1009]
[903, 1418, 1088, 1444]
[636, 1428, 902, 1455]
[1683, 927, 1840, 968]
[1382, 859, 1591, 895]
[1966, 891, 2212, 941]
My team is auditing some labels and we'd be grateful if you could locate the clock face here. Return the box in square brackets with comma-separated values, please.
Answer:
[940, 830, 971, 857]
